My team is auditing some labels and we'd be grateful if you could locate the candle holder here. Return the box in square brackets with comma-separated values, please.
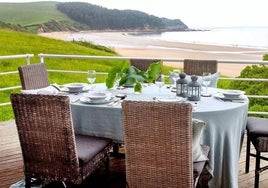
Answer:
[187, 75, 201, 101]
[176, 72, 188, 98]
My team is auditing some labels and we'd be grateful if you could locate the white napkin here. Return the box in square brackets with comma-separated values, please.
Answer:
[21, 85, 59, 95]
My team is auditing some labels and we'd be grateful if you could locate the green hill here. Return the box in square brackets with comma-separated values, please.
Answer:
[0, 1, 187, 33]
[0, 2, 89, 32]
[0, 2, 71, 25]
[57, 2, 188, 31]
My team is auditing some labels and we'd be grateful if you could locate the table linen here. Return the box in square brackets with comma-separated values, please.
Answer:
[70, 83, 248, 188]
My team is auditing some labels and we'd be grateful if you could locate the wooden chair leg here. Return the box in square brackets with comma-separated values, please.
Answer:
[254, 151, 261, 188]
[246, 134, 251, 173]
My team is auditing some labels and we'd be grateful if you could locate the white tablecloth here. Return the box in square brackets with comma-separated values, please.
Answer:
[70, 83, 248, 188]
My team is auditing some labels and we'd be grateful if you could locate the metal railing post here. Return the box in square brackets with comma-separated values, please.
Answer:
[39, 53, 44, 63]
[26, 54, 31, 65]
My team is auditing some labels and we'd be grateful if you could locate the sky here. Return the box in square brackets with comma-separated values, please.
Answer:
[0, 0, 267, 28]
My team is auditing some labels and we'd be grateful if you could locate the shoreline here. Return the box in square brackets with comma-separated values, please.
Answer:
[39, 31, 267, 77]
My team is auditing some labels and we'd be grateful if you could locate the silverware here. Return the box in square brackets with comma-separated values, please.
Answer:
[217, 97, 244, 103]
[51, 84, 61, 91]
[115, 94, 127, 100]
[108, 94, 128, 106]
[71, 98, 80, 103]
[108, 99, 120, 106]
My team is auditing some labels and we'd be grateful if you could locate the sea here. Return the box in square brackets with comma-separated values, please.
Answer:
[64, 26, 268, 51]
[141, 26, 268, 50]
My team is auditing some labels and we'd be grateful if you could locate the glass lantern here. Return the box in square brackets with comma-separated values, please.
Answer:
[176, 72, 188, 98]
[187, 75, 201, 101]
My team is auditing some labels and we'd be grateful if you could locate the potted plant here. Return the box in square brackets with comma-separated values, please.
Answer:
[106, 61, 163, 93]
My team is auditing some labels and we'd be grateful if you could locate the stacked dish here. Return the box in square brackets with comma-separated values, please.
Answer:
[214, 89, 246, 102]
[221, 90, 245, 99]
[80, 92, 113, 104]
[62, 83, 89, 93]
[66, 83, 84, 93]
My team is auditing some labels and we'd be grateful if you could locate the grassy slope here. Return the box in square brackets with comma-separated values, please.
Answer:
[0, 2, 72, 26]
[0, 29, 128, 121]
[0, 29, 122, 73]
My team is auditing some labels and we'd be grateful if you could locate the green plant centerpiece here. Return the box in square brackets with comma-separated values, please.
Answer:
[106, 61, 163, 93]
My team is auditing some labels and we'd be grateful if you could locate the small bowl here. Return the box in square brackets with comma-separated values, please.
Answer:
[222, 90, 245, 99]
[66, 83, 84, 93]
[86, 92, 110, 102]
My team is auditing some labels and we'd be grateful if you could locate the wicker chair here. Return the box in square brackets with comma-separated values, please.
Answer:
[10, 94, 113, 187]
[122, 101, 208, 188]
[130, 59, 161, 71]
[18, 63, 50, 90]
[245, 117, 268, 188]
[183, 59, 218, 76]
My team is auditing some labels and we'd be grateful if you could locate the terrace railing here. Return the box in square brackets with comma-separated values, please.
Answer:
[1, 53, 268, 117]
[0, 54, 34, 107]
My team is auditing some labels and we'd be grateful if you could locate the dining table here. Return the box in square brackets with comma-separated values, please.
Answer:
[67, 83, 248, 188]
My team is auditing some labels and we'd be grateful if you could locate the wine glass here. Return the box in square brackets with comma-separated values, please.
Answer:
[201, 72, 212, 97]
[114, 73, 124, 90]
[171, 69, 180, 88]
[155, 75, 165, 99]
[87, 70, 96, 89]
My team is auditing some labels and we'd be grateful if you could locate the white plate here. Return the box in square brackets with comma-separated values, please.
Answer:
[86, 91, 111, 101]
[61, 83, 90, 93]
[221, 90, 245, 99]
[79, 96, 114, 104]
[214, 93, 245, 100]
[158, 97, 183, 102]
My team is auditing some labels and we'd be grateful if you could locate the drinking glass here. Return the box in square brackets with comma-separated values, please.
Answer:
[155, 75, 165, 99]
[201, 72, 212, 97]
[114, 73, 124, 90]
[87, 70, 96, 89]
[171, 69, 180, 88]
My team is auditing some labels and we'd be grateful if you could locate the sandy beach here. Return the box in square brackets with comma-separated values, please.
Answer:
[39, 31, 267, 77]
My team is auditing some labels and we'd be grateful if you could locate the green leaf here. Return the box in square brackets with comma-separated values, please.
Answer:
[105, 65, 127, 88]
[105, 69, 117, 88]
[105, 61, 163, 91]
[134, 82, 142, 93]
[119, 66, 147, 86]
[146, 61, 163, 83]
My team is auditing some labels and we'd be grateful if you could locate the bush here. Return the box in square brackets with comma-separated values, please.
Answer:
[229, 62, 268, 117]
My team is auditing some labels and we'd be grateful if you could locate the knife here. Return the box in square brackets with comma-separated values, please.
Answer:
[108, 99, 121, 106]
[218, 98, 244, 103]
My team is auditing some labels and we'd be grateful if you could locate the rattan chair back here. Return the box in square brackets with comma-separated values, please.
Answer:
[10, 94, 80, 184]
[183, 59, 218, 76]
[11, 94, 113, 186]
[130, 59, 161, 71]
[18, 63, 50, 90]
[122, 101, 194, 188]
